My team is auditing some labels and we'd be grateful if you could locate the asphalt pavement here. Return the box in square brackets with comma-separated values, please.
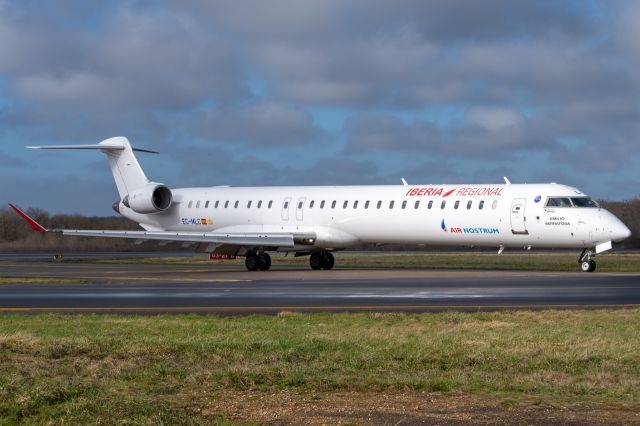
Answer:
[1, 259, 639, 313]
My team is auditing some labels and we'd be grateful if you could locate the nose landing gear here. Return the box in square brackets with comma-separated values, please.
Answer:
[578, 249, 596, 272]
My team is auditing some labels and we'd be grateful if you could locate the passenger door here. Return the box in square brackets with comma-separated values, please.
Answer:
[510, 198, 528, 235]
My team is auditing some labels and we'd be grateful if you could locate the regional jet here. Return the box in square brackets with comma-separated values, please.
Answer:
[10, 137, 631, 272]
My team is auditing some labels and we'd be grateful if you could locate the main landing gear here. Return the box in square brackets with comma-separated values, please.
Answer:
[245, 252, 272, 271]
[309, 251, 334, 270]
[578, 248, 596, 273]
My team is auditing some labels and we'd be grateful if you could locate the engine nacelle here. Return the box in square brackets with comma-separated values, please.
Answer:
[123, 184, 172, 214]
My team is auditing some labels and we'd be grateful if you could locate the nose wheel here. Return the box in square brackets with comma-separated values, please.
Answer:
[578, 249, 596, 272]
[580, 260, 596, 272]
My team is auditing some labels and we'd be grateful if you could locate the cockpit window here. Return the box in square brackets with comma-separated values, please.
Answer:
[545, 197, 599, 208]
[545, 197, 572, 207]
[571, 197, 599, 208]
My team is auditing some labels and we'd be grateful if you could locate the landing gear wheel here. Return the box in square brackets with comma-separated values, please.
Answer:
[578, 249, 597, 273]
[258, 253, 272, 271]
[321, 251, 334, 270]
[245, 253, 259, 271]
[310, 251, 335, 270]
[580, 259, 596, 272]
[580, 261, 590, 272]
[310, 252, 323, 270]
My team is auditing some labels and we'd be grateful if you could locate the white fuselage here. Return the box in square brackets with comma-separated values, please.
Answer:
[119, 183, 631, 251]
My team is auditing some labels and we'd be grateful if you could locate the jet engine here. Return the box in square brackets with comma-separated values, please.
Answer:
[122, 184, 172, 214]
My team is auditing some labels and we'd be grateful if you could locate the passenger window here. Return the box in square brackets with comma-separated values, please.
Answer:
[298, 201, 303, 209]
[353, 200, 358, 209]
[257, 200, 262, 208]
[331, 200, 337, 209]
[224, 200, 229, 208]
[389, 200, 395, 209]
[188, 201, 193, 208]
[365, 200, 370, 209]
[454, 200, 459, 210]
[343, 200, 348, 209]
[268, 200, 273, 208]
[284, 201, 289, 209]
[215, 200, 219, 208]
[414, 200, 420, 209]
[205, 201, 210, 208]
[479, 200, 484, 210]
[441, 200, 446, 209]
[492, 200, 498, 210]
[467, 200, 472, 209]
[247, 201, 252, 208]
[234, 201, 239, 208]
[428, 200, 433, 209]
[320, 200, 325, 208]
[401, 200, 407, 209]
[377, 200, 382, 209]
[309, 200, 314, 208]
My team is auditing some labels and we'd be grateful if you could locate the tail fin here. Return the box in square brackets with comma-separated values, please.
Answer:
[27, 137, 156, 198]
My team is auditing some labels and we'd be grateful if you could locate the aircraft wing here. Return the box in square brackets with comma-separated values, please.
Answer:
[8, 204, 295, 247]
[58, 229, 295, 246]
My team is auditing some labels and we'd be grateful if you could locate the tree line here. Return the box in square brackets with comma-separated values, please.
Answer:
[0, 200, 638, 252]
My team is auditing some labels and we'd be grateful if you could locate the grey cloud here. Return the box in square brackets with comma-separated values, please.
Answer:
[172, 144, 383, 187]
[190, 101, 324, 147]
[1, 0, 640, 208]
[345, 110, 545, 155]
[177, 0, 601, 107]
[346, 115, 440, 150]
[257, 34, 441, 104]
[11, 7, 245, 110]
[180, 0, 593, 43]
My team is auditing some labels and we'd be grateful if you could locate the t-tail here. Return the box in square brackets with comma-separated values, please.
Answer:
[27, 137, 172, 214]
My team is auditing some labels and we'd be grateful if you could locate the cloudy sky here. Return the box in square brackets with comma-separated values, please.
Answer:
[1, 0, 639, 215]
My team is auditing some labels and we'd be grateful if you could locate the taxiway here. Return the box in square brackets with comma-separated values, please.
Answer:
[1, 259, 639, 313]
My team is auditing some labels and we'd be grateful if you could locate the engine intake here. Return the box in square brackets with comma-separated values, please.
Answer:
[123, 184, 172, 214]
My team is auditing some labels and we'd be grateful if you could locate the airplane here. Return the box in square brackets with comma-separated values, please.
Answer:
[9, 136, 631, 272]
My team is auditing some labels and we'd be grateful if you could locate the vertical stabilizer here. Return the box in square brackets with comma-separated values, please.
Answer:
[100, 137, 150, 198]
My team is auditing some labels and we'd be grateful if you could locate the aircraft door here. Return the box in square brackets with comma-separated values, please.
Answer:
[296, 197, 306, 221]
[281, 197, 292, 221]
[510, 198, 528, 235]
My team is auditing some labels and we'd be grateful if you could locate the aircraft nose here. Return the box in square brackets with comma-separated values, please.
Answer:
[612, 221, 631, 242]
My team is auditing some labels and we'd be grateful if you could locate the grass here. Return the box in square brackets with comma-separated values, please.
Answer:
[0, 310, 639, 423]
[73, 251, 640, 272]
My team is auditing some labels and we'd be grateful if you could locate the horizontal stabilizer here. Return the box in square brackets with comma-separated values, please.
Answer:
[27, 145, 158, 154]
